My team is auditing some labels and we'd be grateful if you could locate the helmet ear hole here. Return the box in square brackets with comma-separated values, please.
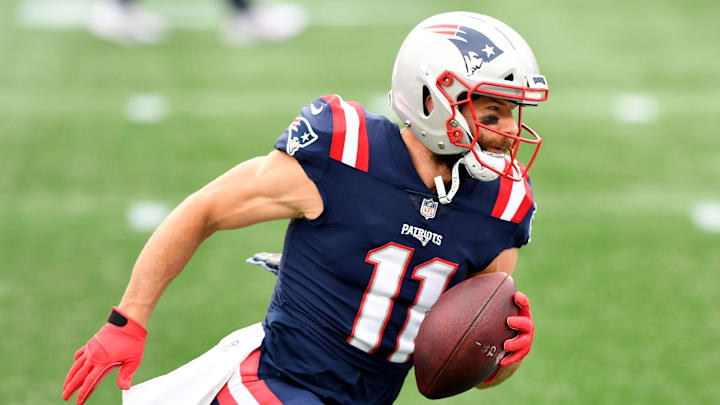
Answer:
[422, 85, 431, 117]
[504, 73, 514, 81]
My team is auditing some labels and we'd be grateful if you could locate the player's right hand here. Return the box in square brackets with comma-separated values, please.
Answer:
[482, 291, 534, 384]
[62, 307, 147, 404]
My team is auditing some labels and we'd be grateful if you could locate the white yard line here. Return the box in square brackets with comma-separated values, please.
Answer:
[690, 201, 720, 233]
[127, 200, 170, 232]
[612, 93, 660, 124]
[126, 94, 169, 123]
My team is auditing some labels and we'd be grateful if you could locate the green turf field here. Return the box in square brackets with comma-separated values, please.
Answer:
[2, 0, 720, 404]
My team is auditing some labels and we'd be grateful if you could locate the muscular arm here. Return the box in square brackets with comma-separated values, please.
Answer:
[478, 248, 518, 276]
[118, 150, 323, 326]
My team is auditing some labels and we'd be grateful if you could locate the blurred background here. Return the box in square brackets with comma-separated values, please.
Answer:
[1, 0, 719, 403]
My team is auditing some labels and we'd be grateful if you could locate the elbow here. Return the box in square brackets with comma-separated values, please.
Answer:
[176, 190, 217, 241]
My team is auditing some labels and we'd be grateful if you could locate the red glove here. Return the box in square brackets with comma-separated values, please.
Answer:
[62, 307, 147, 404]
[484, 291, 534, 383]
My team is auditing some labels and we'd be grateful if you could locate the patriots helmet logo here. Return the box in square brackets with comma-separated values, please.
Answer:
[426, 24, 504, 75]
[286, 116, 319, 156]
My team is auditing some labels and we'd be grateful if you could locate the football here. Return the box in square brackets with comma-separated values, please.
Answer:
[414, 272, 519, 399]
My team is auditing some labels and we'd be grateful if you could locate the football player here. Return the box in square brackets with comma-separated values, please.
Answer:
[63, 11, 547, 405]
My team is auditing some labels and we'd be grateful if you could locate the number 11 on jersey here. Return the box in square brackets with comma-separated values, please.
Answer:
[347, 242, 458, 363]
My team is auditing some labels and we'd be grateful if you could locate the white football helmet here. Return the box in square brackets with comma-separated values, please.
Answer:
[390, 12, 548, 187]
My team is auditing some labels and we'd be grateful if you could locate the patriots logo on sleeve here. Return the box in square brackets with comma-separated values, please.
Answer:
[425, 24, 504, 75]
[286, 116, 319, 156]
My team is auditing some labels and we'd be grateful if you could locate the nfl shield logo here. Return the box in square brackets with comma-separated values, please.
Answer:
[420, 198, 438, 220]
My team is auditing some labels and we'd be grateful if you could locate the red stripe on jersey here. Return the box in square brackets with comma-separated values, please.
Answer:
[348, 101, 369, 172]
[322, 95, 346, 162]
[491, 160, 514, 219]
[240, 350, 283, 405]
[435, 31, 458, 35]
[215, 383, 239, 405]
[510, 176, 534, 223]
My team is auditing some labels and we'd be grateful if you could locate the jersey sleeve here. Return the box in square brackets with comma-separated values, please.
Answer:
[503, 174, 536, 249]
[274, 94, 371, 185]
[487, 166, 537, 250]
[274, 96, 335, 184]
[508, 201, 536, 248]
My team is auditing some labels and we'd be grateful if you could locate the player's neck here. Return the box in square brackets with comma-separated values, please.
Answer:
[400, 127, 452, 192]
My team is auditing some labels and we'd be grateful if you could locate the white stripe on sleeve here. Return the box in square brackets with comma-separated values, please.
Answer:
[338, 96, 360, 168]
[500, 165, 527, 221]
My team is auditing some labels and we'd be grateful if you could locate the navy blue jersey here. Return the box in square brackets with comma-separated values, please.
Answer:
[258, 95, 536, 404]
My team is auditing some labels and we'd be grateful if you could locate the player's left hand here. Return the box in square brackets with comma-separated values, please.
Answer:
[484, 291, 534, 382]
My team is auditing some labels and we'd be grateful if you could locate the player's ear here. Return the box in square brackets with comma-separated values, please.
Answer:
[425, 91, 435, 115]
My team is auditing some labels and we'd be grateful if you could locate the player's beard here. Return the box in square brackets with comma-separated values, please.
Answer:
[433, 131, 513, 168]
[432, 136, 512, 182]
[475, 126, 513, 156]
[432, 123, 513, 180]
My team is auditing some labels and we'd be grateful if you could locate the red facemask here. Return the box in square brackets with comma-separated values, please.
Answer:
[435, 70, 548, 181]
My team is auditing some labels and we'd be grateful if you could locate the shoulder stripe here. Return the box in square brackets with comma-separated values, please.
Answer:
[510, 176, 534, 223]
[339, 98, 360, 167]
[321, 94, 369, 172]
[500, 173, 529, 222]
[323, 95, 347, 163]
[491, 159, 513, 218]
[491, 159, 534, 223]
[348, 101, 369, 172]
